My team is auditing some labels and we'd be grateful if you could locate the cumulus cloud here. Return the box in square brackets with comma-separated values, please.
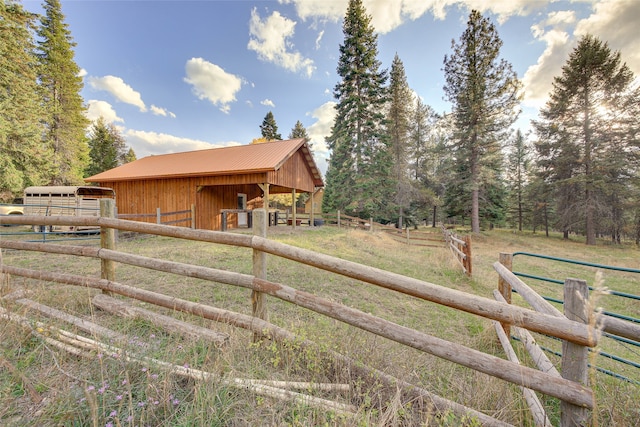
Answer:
[522, 0, 640, 109]
[521, 26, 573, 107]
[248, 8, 316, 77]
[305, 101, 336, 176]
[307, 101, 336, 155]
[574, 0, 640, 74]
[280, 0, 547, 33]
[261, 99, 276, 107]
[184, 57, 243, 114]
[125, 129, 240, 158]
[85, 100, 124, 124]
[150, 105, 176, 118]
[87, 75, 147, 112]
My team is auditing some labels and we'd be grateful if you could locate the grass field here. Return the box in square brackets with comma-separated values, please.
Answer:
[0, 224, 639, 426]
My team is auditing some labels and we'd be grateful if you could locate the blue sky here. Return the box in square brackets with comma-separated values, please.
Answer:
[21, 0, 640, 175]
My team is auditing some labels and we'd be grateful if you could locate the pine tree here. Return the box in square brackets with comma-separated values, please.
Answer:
[505, 130, 530, 231]
[533, 35, 640, 245]
[387, 54, 414, 227]
[443, 10, 521, 233]
[85, 117, 131, 177]
[37, 0, 89, 185]
[323, 0, 391, 220]
[260, 111, 282, 141]
[288, 120, 311, 148]
[0, 1, 53, 200]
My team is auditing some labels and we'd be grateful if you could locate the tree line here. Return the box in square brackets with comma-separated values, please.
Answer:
[0, 0, 135, 202]
[3, 0, 640, 245]
[319, 0, 640, 245]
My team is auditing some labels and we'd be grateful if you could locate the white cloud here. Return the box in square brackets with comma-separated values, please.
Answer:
[307, 101, 336, 155]
[522, 0, 640, 109]
[87, 75, 147, 112]
[315, 30, 324, 49]
[522, 27, 573, 108]
[184, 57, 243, 114]
[125, 129, 240, 158]
[85, 100, 124, 124]
[78, 68, 87, 78]
[261, 99, 276, 107]
[150, 105, 176, 118]
[574, 0, 640, 75]
[282, 0, 549, 33]
[248, 8, 316, 77]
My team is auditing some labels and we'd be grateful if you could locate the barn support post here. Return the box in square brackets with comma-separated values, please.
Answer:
[561, 278, 591, 426]
[310, 189, 315, 227]
[291, 189, 297, 229]
[498, 253, 513, 338]
[258, 183, 270, 214]
[99, 199, 116, 295]
[252, 209, 268, 342]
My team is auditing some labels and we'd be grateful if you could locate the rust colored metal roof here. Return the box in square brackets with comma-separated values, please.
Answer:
[85, 138, 323, 187]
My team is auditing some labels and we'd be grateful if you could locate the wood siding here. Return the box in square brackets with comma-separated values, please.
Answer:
[268, 150, 317, 193]
[97, 148, 319, 231]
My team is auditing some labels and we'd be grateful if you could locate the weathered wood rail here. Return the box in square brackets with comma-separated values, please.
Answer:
[442, 225, 472, 276]
[0, 208, 600, 425]
[492, 252, 640, 425]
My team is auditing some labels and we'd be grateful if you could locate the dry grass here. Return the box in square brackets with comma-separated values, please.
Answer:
[0, 225, 639, 425]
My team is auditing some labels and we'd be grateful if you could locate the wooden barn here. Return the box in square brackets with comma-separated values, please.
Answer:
[84, 138, 324, 230]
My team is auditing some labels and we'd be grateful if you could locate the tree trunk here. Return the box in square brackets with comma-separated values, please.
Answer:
[471, 188, 480, 233]
[432, 205, 437, 228]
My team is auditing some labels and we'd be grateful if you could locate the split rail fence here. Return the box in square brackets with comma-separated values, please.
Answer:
[0, 201, 603, 426]
[442, 225, 472, 276]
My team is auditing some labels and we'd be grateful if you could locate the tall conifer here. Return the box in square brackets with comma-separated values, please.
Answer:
[37, 0, 89, 185]
[323, 0, 390, 220]
[0, 1, 53, 200]
[260, 111, 282, 141]
[388, 54, 414, 227]
[534, 35, 640, 245]
[443, 10, 521, 232]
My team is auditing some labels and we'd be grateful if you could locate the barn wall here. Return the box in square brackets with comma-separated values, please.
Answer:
[196, 184, 262, 230]
[268, 150, 317, 193]
[101, 176, 267, 230]
[94, 146, 321, 230]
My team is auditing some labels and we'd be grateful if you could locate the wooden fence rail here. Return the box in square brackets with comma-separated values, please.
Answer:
[494, 253, 597, 425]
[0, 210, 599, 425]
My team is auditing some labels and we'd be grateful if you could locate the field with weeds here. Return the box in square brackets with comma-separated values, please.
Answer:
[0, 224, 639, 426]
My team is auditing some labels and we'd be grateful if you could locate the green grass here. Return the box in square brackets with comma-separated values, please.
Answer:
[1, 225, 639, 425]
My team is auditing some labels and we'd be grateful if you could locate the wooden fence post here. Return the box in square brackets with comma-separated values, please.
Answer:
[369, 217, 373, 232]
[463, 235, 472, 277]
[498, 253, 513, 338]
[252, 209, 268, 341]
[156, 207, 161, 224]
[337, 210, 341, 228]
[561, 278, 591, 426]
[190, 204, 196, 229]
[99, 199, 116, 294]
